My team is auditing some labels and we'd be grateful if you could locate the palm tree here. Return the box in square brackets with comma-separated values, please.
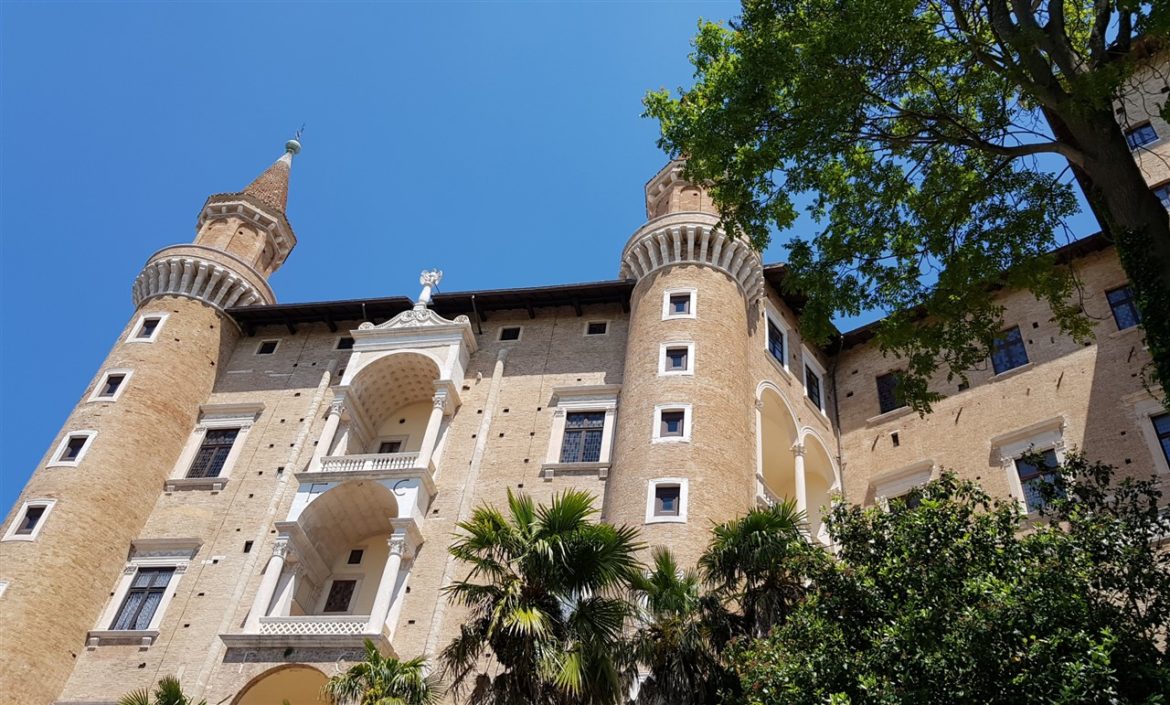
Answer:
[699, 499, 824, 639]
[440, 489, 643, 705]
[118, 676, 206, 705]
[628, 548, 736, 705]
[322, 639, 442, 705]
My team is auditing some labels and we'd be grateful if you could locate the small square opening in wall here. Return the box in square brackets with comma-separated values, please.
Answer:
[645, 478, 688, 523]
[347, 549, 364, 565]
[665, 347, 689, 372]
[499, 326, 522, 342]
[4, 499, 56, 542]
[654, 485, 681, 516]
[585, 321, 608, 336]
[135, 317, 162, 340]
[52, 432, 94, 465]
[664, 291, 695, 318]
[256, 340, 280, 355]
[660, 411, 685, 437]
[337, 336, 355, 350]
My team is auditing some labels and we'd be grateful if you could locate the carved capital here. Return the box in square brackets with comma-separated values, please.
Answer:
[272, 536, 292, 560]
[791, 442, 806, 458]
[432, 391, 448, 410]
[754, 399, 765, 411]
[329, 398, 347, 417]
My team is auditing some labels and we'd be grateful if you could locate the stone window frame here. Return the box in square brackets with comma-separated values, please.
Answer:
[1133, 396, 1170, 476]
[583, 320, 610, 336]
[662, 287, 697, 320]
[375, 435, 410, 454]
[47, 430, 97, 468]
[2, 498, 57, 542]
[801, 348, 829, 417]
[317, 573, 365, 615]
[658, 341, 695, 377]
[644, 478, 689, 524]
[87, 368, 134, 403]
[652, 403, 693, 444]
[869, 461, 936, 510]
[498, 325, 523, 342]
[992, 417, 1068, 515]
[165, 402, 263, 492]
[126, 312, 169, 344]
[88, 538, 201, 649]
[255, 338, 282, 355]
[763, 301, 793, 375]
[542, 385, 620, 480]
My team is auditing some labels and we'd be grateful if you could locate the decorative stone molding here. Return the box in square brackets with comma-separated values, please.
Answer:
[198, 194, 296, 267]
[132, 248, 273, 311]
[619, 212, 763, 300]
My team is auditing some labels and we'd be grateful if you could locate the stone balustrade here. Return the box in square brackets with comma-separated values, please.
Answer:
[319, 452, 422, 474]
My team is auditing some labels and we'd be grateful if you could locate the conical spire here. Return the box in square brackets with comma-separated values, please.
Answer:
[241, 137, 300, 213]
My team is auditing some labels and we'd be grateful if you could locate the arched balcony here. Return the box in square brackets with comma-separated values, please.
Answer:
[224, 481, 421, 650]
[756, 384, 839, 544]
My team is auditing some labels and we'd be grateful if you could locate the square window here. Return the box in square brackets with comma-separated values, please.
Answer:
[560, 412, 605, 463]
[323, 579, 357, 613]
[1106, 286, 1141, 330]
[98, 374, 126, 398]
[654, 485, 681, 516]
[1153, 182, 1170, 209]
[875, 372, 904, 414]
[256, 340, 279, 355]
[4, 500, 56, 541]
[991, 326, 1029, 374]
[499, 327, 521, 341]
[586, 321, 608, 336]
[347, 549, 364, 565]
[15, 506, 45, 535]
[665, 347, 688, 371]
[378, 440, 403, 454]
[1015, 449, 1063, 512]
[186, 429, 239, 479]
[59, 435, 89, 463]
[660, 411, 685, 437]
[337, 336, 355, 350]
[805, 366, 823, 410]
[1153, 412, 1170, 466]
[669, 294, 691, 315]
[767, 319, 785, 365]
[1126, 122, 1158, 149]
[110, 567, 174, 630]
[135, 317, 162, 340]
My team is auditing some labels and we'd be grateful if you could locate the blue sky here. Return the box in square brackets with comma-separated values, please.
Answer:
[0, 1, 1098, 514]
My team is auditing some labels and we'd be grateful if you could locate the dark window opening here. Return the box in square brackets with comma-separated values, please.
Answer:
[767, 319, 784, 364]
[256, 340, 278, 355]
[1107, 286, 1141, 330]
[654, 485, 681, 516]
[586, 322, 607, 335]
[665, 347, 689, 372]
[98, 374, 126, 398]
[110, 567, 174, 630]
[1015, 449, 1064, 512]
[347, 549, 364, 565]
[60, 436, 88, 462]
[499, 327, 521, 341]
[805, 366, 823, 410]
[15, 505, 46, 535]
[668, 293, 692, 315]
[186, 429, 239, 479]
[660, 411, 686, 438]
[136, 318, 160, 339]
[337, 336, 355, 350]
[323, 579, 357, 613]
[378, 440, 403, 454]
[991, 326, 1029, 375]
[876, 372, 904, 414]
[560, 412, 605, 463]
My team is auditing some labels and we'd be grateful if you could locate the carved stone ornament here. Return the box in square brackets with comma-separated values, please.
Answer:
[791, 442, 806, 457]
[329, 398, 347, 417]
[374, 306, 458, 330]
[272, 537, 292, 559]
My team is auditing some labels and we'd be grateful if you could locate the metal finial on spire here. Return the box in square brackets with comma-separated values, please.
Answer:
[285, 124, 304, 156]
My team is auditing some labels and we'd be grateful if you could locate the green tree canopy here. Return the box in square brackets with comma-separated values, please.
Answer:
[117, 676, 206, 705]
[322, 639, 443, 705]
[645, 0, 1170, 410]
[731, 458, 1170, 704]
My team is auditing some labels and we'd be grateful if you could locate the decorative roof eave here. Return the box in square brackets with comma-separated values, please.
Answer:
[198, 192, 297, 264]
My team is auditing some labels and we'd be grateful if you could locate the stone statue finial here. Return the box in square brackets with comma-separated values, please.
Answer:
[417, 269, 443, 307]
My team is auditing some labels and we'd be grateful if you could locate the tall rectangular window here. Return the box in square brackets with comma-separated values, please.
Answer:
[805, 366, 823, 410]
[767, 320, 784, 364]
[1126, 123, 1158, 149]
[110, 567, 174, 631]
[323, 580, 357, 613]
[1107, 286, 1141, 330]
[1015, 449, 1063, 512]
[560, 412, 605, 463]
[1154, 413, 1170, 465]
[991, 326, 1029, 374]
[876, 372, 904, 414]
[186, 429, 239, 479]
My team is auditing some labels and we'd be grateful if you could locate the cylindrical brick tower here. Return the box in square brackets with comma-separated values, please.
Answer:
[607, 160, 764, 566]
[0, 139, 301, 705]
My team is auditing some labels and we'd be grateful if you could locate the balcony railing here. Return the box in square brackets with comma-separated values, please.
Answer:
[258, 615, 368, 636]
[757, 483, 781, 508]
[222, 614, 389, 650]
[320, 452, 421, 474]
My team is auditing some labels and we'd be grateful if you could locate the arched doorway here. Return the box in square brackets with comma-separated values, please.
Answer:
[233, 664, 327, 705]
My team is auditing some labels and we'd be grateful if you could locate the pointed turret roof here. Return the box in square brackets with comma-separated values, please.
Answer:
[241, 138, 300, 213]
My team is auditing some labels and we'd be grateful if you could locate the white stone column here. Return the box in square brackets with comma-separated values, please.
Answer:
[415, 391, 447, 471]
[245, 536, 291, 631]
[365, 523, 420, 636]
[309, 399, 346, 470]
[792, 442, 808, 516]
